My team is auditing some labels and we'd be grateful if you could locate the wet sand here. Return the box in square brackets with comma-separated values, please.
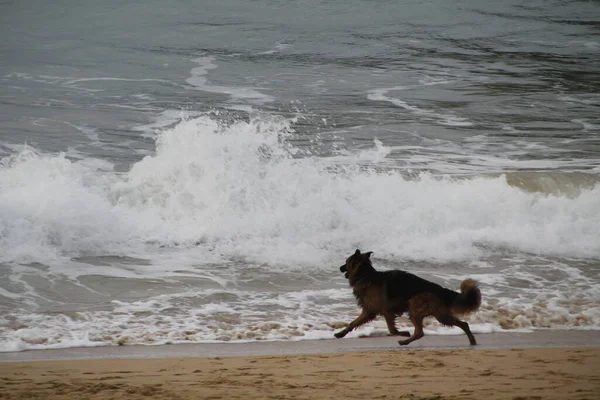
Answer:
[1, 332, 599, 399]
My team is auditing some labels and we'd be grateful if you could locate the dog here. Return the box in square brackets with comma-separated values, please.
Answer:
[335, 249, 482, 346]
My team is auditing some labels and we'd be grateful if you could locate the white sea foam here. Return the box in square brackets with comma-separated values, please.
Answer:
[2, 114, 600, 266]
[255, 42, 292, 55]
[186, 57, 274, 103]
[0, 282, 583, 352]
[572, 119, 599, 132]
[367, 86, 473, 127]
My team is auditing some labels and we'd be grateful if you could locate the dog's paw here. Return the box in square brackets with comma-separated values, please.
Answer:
[334, 331, 346, 339]
[397, 339, 411, 346]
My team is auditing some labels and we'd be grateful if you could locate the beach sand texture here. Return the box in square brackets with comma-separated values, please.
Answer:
[1, 347, 599, 400]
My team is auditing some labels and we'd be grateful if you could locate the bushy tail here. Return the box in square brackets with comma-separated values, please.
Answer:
[452, 279, 481, 315]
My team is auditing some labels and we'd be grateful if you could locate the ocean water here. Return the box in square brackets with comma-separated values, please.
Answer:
[1, 0, 599, 352]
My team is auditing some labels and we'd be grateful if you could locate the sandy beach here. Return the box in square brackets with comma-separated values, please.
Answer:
[2, 332, 599, 400]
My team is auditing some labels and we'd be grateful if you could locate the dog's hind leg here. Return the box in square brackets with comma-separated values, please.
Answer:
[397, 314, 424, 346]
[383, 312, 410, 337]
[456, 319, 476, 345]
[334, 311, 376, 338]
[436, 313, 477, 345]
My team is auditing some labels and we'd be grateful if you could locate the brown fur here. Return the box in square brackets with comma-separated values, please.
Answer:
[335, 249, 482, 346]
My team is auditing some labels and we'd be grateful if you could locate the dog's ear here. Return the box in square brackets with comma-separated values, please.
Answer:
[364, 251, 373, 258]
[354, 249, 361, 256]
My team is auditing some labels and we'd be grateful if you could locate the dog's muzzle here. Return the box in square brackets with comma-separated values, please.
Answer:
[339, 264, 348, 279]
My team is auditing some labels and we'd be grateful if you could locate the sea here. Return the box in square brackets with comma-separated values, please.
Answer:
[1, 0, 599, 353]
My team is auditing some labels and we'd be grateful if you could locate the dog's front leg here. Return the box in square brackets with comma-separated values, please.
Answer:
[334, 311, 376, 338]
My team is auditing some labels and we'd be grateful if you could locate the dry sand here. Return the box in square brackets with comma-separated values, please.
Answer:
[1, 346, 599, 400]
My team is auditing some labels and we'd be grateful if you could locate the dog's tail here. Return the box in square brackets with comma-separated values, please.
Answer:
[452, 279, 481, 315]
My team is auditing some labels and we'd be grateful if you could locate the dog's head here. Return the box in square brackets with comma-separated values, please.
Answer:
[339, 249, 373, 279]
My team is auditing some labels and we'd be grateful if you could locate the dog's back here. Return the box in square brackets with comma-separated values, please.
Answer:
[382, 270, 457, 305]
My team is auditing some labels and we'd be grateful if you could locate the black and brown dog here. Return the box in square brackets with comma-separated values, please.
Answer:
[335, 249, 481, 346]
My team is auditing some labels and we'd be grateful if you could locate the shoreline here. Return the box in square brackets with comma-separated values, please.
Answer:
[2, 331, 599, 399]
[2, 329, 599, 363]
